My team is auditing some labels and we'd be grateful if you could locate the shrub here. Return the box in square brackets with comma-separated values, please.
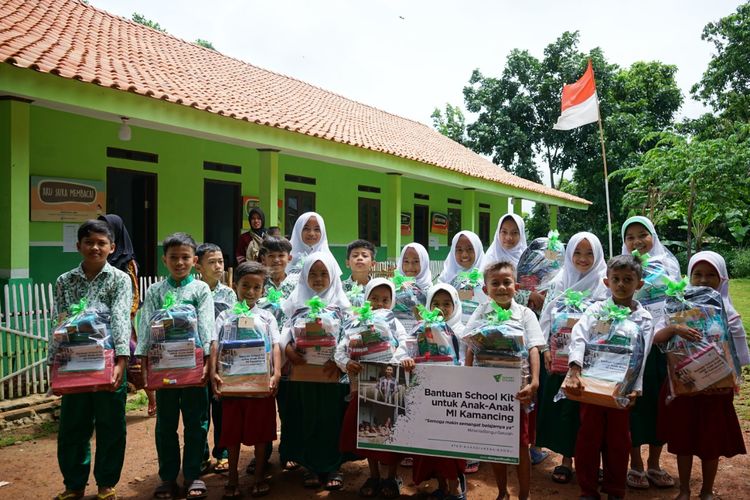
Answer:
[730, 248, 750, 278]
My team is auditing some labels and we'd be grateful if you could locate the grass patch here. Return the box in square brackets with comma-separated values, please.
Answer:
[0, 420, 58, 448]
[126, 391, 149, 412]
[729, 278, 750, 333]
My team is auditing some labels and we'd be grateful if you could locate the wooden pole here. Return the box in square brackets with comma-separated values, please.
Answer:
[597, 113, 614, 258]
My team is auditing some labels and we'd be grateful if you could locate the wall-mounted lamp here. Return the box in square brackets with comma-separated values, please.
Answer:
[118, 117, 131, 141]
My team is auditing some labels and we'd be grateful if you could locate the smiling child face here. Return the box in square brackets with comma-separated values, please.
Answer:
[302, 216, 322, 246]
[454, 235, 476, 269]
[623, 223, 654, 254]
[499, 218, 521, 250]
[572, 238, 595, 274]
[401, 247, 421, 277]
[307, 260, 330, 293]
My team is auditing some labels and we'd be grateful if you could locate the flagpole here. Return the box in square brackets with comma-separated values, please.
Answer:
[596, 101, 614, 258]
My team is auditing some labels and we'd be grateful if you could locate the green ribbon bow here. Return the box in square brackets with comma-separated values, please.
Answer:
[665, 276, 689, 300]
[458, 268, 482, 286]
[232, 300, 253, 317]
[265, 287, 283, 304]
[602, 302, 630, 322]
[68, 298, 88, 318]
[489, 302, 513, 324]
[355, 301, 374, 322]
[306, 295, 326, 320]
[631, 249, 651, 266]
[348, 283, 364, 297]
[547, 230, 563, 252]
[391, 270, 414, 289]
[162, 291, 177, 310]
[562, 289, 589, 311]
[417, 304, 444, 324]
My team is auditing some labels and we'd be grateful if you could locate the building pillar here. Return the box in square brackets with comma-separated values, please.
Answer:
[385, 173, 402, 260]
[257, 149, 279, 231]
[0, 97, 31, 288]
[462, 188, 476, 233]
[549, 204, 558, 231]
[512, 197, 523, 216]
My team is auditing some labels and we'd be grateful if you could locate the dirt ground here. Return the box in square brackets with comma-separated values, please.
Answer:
[0, 404, 748, 500]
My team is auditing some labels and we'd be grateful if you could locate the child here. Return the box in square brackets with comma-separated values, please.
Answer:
[136, 232, 215, 500]
[259, 236, 296, 299]
[343, 239, 376, 306]
[621, 216, 679, 489]
[195, 243, 236, 474]
[465, 262, 543, 500]
[438, 231, 487, 323]
[287, 211, 341, 275]
[279, 251, 352, 490]
[656, 251, 747, 500]
[211, 262, 282, 498]
[52, 220, 133, 500]
[398, 242, 433, 290]
[411, 283, 469, 498]
[536, 232, 608, 484]
[564, 254, 654, 500]
[392, 243, 432, 333]
[337, 278, 414, 498]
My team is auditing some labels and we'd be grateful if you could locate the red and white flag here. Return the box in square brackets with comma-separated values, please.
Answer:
[552, 60, 599, 130]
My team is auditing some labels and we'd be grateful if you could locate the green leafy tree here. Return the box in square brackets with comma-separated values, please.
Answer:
[195, 39, 216, 50]
[132, 12, 166, 32]
[431, 103, 467, 145]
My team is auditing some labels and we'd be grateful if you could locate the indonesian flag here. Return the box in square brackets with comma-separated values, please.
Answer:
[553, 60, 599, 130]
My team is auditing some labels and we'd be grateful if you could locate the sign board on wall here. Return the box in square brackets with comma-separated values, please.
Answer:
[30, 176, 105, 222]
[400, 212, 412, 236]
[430, 212, 448, 235]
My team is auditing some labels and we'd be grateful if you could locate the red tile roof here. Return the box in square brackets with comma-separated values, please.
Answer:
[0, 0, 588, 205]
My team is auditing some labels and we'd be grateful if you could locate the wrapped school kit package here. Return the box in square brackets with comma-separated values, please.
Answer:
[343, 302, 400, 364]
[517, 231, 565, 292]
[556, 302, 646, 409]
[452, 268, 484, 322]
[217, 302, 273, 396]
[632, 250, 671, 318]
[391, 270, 426, 333]
[548, 289, 592, 375]
[258, 286, 285, 326]
[51, 299, 115, 395]
[660, 279, 741, 401]
[289, 296, 343, 382]
[144, 292, 205, 389]
[407, 305, 458, 365]
[345, 282, 366, 309]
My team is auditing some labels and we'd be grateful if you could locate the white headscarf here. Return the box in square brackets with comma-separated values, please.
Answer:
[688, 251, 749, 366]
[620, 216, 680, 279]
[287, 212, 341, 275]
[481, 214, 528, 270]
[282, 251, 350, 317]
[425, 283, 463, 335]
[363, 278, 396, 311]
[397, 243, 432, 290]
[438, 231, 485, 284]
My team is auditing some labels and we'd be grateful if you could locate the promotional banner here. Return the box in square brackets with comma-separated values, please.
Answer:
[430, 212, 448, 235]
[356, 362, 521, 463]
[30, 176, 106, 222]
[400, 212, 412, 236]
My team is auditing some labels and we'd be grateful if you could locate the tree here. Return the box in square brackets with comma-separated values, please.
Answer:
[195, 39, 216, 51]
[132, 13, 166, 32]
[691, 2, 750, 122]
[431, 103, 467, 145]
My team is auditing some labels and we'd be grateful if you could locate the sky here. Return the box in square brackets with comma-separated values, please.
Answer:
[89, 0, 743, 127]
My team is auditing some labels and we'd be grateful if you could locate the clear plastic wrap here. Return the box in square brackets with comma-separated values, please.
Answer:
[633, 251, 671, 319]
[217, 302, 272, 397]
[144, 292, 205, 389]
[258, 286, 285, 326]
[548, 290, 592, 375]
[516, 231, 565, 292]
[451, 268, 484, 322]
[343, 302, 400, 363]
[345, 282, 366, 308]
[50, 299, 115, 395]
[556, 303, 646, 409]
[406, 305, 458, 365]
[288, 297, 343, 382]
[391, 271, 426, 333]
[660, 281, 741, 401]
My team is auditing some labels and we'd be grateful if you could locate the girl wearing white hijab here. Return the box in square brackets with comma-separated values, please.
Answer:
[287, 212, 342, 276]
[481, 213, 528, 270]
[437, 231, 487, 322]
[397, 243, 433, 291]
[620, 215, 679, 489]
[536, 232, 609, 484]
[282, 251, 350, 320]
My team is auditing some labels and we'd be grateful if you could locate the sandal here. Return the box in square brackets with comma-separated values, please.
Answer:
[626, 469, 649, 489]
[358, 477, 381, 497]
[324, 471, 344, 491]
[222, 484, 242, 499]
[303, 471, 321, 489]
[251, 481, 271, 497]
[55, 491, 85, 500]
[283, 460, 300, 471]
[185, 479, 208, 499]
[214, 458, 230, 473]
[97, 488, 118, 500]
[552, 465, 573, 484]
[464, 461, 479, 474]
[646, 468, 675, 488]
[153, 482, 178, 500]
[380, 477, 401, 499]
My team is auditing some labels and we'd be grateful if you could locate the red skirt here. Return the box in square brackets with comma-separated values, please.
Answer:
[340, 392, 401, 465]
[657, 382, 746, 461]
[524, 406, 535, 447]
[219, 396, 278, 447]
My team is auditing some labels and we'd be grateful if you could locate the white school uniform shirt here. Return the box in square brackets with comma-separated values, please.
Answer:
[568, 299, 654, 394]
[464, 299, 546, 351]
[212, 306, 281, 345]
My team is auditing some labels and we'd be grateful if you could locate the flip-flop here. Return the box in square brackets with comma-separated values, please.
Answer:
[214, 458, 230, 473]
[627, 469, 649, 489]
[324, 471, 344, 491]
[96, 489, 118, 500]
[185, 479, 208, 499]
[530, 447, 549, 465]
[646, 468, 675, 488]
[153, 482, 178, 500]
[251, 481, 271, 498]
[283, 461, 300, 471]
[54, 491, 85, 500]
[222, 484, 241, 499]
[551, 465, 573, 484]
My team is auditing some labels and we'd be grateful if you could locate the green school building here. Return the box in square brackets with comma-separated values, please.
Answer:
[0, 0, 589, 289]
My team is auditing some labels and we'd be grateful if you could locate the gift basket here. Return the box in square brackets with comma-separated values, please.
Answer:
[548, 289, 592, 375]
[217, 301, 273, 397]
[517, 231, 565, 292]
[289, 296, 342, 382]
[257, 286, 285, 326]
[451, 268, 484, 322]
[343, 302, 400, 364]
[345, 282, 366, 308]
[144, 292, 205, 389]
[631, 250, 671, 319]
[406, 305, 458, 365]
[556, 302, 646, 409]
[660, 279, 741, 401]
[391, 270, 426, 333]
[51, 298, 115, 395]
